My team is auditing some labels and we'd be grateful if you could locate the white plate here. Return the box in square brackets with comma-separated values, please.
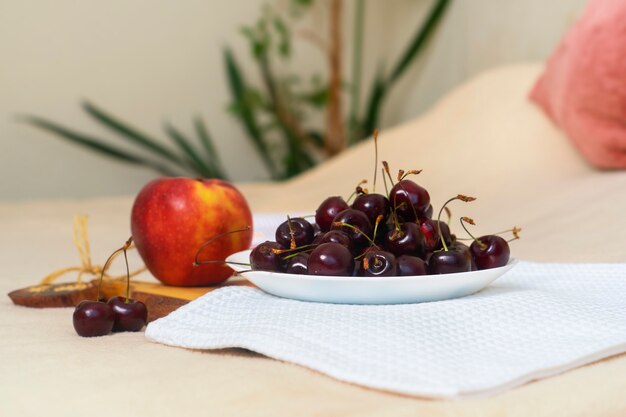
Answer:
[226, 249, 518, 305]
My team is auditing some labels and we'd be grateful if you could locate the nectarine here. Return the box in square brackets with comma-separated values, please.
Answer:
[131, 178, 253, 286]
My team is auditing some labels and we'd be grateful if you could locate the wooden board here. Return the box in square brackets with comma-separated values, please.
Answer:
[130, 279, 254, 321]
[8, 278, 254, 322]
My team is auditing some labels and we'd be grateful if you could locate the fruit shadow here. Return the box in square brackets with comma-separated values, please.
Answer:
[196, 347, 264, 359]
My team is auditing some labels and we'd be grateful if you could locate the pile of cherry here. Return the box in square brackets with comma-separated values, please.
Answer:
[73, 237, 148, 337]
[251, 168, 519, 277]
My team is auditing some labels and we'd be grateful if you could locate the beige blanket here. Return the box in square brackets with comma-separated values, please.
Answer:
[2, 64, 626, 416]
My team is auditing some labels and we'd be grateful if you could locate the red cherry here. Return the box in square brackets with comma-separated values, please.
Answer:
[73, 300, 115, 337]
[388, 180, 430, 222]
[308, 243, 355, 276]
[275, 217, 314, 248]
[419, 219, 452, 252]
[315, 196, 350, 232]
[470, 235, 510, 270]
[361, 249, 397, 277]
[330, 209, 373, 249]
[285, 253, 310, 274]
[250, 241, 285, 272]
[107, 296, 148, 332]
[352, 193, 390, 226]
[383, 222, 425, 257]
[316, 230, 355, 254]
[396, 255, 427, 276]
[428, 250, 471, 274]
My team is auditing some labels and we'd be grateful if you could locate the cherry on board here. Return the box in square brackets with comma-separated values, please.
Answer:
[107, 296, 148, 332]
[73, 300, 115, 337]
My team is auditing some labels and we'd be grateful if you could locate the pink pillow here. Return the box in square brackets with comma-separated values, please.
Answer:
[530, 0, 626, 168]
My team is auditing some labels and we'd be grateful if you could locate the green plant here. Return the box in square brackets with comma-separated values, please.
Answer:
[23, 0, 451, 181]
[22, 103, 227, 178]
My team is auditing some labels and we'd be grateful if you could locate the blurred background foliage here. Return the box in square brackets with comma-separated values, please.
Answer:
[24, 0, 451, 181]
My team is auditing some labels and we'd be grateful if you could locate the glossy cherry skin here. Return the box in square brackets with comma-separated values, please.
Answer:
[316, 230, 355, 254]
[396, 255, 427, 276]
[383, 222, 425, 257]
[419, 219, 452, 252]
[361, 249, 397, 277]
[308, 243, 355, 276]
[315, 196, 350, 232]
[451, 241, 475, 271]
[285, 253, 310, 274]
[428, 250, 471, 274]
[312, 223, 322, 237]
[422, 204, 433, 219]
[470, 235, 510, 270]
[275, 217, 314, 248]
[107, 296, 148, 332]
[250, 241, 285, 272]
[352, 193, 390, 226]
[73, 300, 115, 337]
[330, 209, 373, 249]
[388, 180, 431, 222]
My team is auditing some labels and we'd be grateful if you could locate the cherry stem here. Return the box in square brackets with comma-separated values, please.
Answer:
[436, 195, 476, 252]
[196, 260, 251, 267]
[271, 243, 318, 255]
[398, 169, 423, 181]
[381, 168, 389, 196]
[372, 214, 384, 242]
[233, 269, 255, 275]
[346, 179, 367, 204]
[493, 226, 522, 237]
[332, 221, 378, 248]
[287, 215, 296, 250]
[382, 161, 395, 187]
[396, 179, 420, 222]
[391, 195, 402, 231]
[282, 247, 316, 261]
[362, 214, 385, 256]
[355, 246, 374, 261]
[96, 237, 133, 302]
[346, 190, 357, 204]
[507, 227, 522, 243]
[459, 217, 486, 249]
[193, 226, 252, 267]
[372, 128, 379, 193]
[444, 207, 452, 225]
[123, 248, 130, 303]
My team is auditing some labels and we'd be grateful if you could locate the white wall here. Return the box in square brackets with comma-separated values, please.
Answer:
[0, 0, 587, 201]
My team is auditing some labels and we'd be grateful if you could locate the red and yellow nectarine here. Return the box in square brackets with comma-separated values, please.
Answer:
[131, 178, 253, 286]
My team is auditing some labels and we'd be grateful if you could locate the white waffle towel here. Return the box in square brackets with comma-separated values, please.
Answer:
[146, 261, 626, 398]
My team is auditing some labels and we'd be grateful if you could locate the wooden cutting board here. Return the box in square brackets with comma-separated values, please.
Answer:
[8, 278, 254, 322]
[130, 279, 254, 322]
